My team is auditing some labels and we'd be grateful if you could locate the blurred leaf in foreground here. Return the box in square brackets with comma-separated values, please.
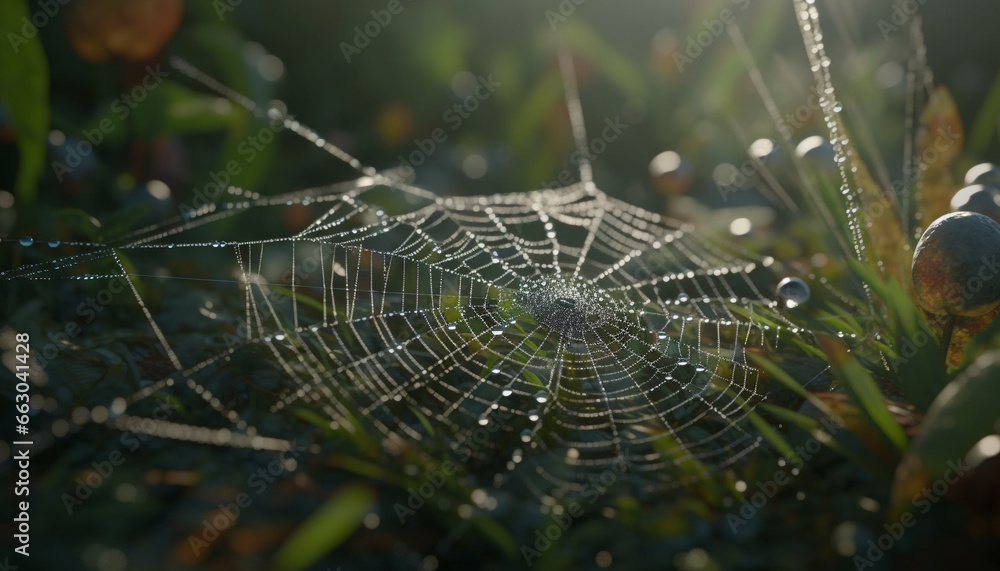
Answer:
[0, 0, 50, 208]
[891, 350, 1000, 519]
[272, 482, 376, 571]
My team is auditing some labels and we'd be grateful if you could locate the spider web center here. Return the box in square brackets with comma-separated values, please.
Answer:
[513, 276, 627, 340]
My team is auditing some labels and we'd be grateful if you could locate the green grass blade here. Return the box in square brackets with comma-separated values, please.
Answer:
[273, 482, 376, 571]
[820, 337, 907, 454]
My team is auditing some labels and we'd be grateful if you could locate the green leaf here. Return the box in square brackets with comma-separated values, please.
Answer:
[968, 71, 1000, 157]
[468, 515, 518, 559]
[292, 408, 336, 438]
[55, 208, 102, 240]
[819, 336, 907, 454]
[87, 81, 243, 139]
[898, 350, 1000, 485]
[507, 72, 564, 157]
[759, 403, 860, 464]
[409, 405, 437, 437]
[151, 391, 189, 417]
[522, 369, 545, 389]
[748, 353, 838, 419]
[268, 285, 326, 313]
[0, 0, 49, 206]
[103, 203, 153, 241]
[846, 258, 945, 410]
[416, 6, 468, 85]
[747, 409, 800, 465]
[328, 455, 412, 488]
[171, 24, 280, 194]
[561, 21, 645, 99]
[272, 482, 376, 571]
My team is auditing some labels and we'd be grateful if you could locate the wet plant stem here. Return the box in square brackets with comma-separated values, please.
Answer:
[940, 314, 958, 361]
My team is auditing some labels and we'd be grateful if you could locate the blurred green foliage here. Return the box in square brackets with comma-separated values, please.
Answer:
[4, 1, 1000, 570]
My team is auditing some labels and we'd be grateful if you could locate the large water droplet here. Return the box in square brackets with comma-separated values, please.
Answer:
[534, 390, 548, 404]
[777, 277, 811, 308]
[47, 240, 60, 248]
[520, 429, 532, 442]
[19, 237, 33, 247]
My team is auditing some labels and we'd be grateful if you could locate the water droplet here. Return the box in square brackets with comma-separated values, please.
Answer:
[520, 429, 532, 442]
[491, 327, 504, 335]
[47, 240, 60, 248]
[447, 323, 457, 331]
[501, 388, 513, 397]
[657, 331, 668, 340]
[776, 277, 811, 309]
[534, 391, 548, 404]
[478, 415, 489, 426]
[19, 237, 33, 247]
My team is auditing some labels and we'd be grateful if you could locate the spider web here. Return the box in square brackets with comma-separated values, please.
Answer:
[3, 23, 865, 499]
